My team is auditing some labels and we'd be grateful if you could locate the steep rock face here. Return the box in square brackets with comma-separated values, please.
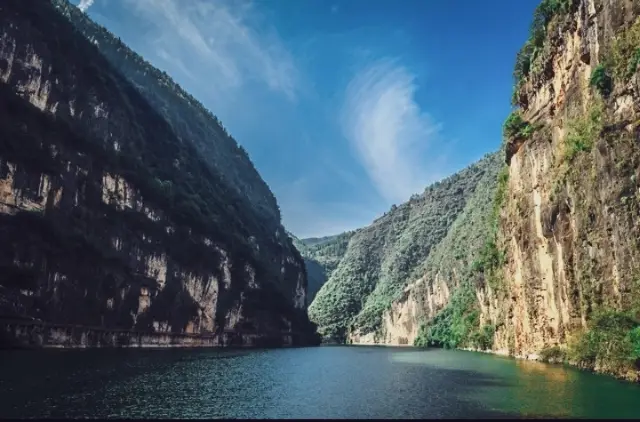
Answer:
[493, 0, 640, 368]
[357, 0, 640, 381]
[0, 0, 318, 346]
[348, 278, 452, 346]
[50, 0, 280, 226]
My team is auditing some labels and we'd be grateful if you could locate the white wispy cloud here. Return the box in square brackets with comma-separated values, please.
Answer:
[125, 0, 299, 101]
[77, 0, 94, 12]
[341, 58, 448, 204]
[104, 1, 450, 237]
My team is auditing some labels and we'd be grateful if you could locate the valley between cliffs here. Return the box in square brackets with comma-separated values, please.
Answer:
[2, 0, 639, 383]
[307, 0, 640, 382]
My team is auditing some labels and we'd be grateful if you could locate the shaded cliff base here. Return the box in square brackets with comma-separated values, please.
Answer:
[0, 319, 320, 350]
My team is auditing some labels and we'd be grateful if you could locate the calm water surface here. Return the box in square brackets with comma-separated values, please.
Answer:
[1, 345, 639, 419]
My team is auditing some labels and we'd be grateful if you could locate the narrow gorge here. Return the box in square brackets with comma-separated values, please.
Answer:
[3, 0, 640, 418]
[1, 0, 639, 394]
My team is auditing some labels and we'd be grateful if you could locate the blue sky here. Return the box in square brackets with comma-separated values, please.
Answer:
[78, 0, 539, 238]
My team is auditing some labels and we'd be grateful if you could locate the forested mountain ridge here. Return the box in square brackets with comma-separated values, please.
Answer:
[0, 0, 319, 347]
[289, 232, 354, 304]
[50, 0, 280, 226]
[308, 154, 500, 341]
[354, 150, 505, 346]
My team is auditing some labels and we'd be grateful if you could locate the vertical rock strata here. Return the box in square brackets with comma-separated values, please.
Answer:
[347, 0, 640, 381]
[0, 0, 319, 348]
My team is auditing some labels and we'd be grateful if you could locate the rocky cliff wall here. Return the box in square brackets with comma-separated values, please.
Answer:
[0, 319, 296, 349]
[0, 0, 319, 347]
[349, 0, 640, 381]
[492, 0, 640, 376]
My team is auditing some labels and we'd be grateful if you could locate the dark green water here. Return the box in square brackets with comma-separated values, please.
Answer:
[1, 346, 639, 419]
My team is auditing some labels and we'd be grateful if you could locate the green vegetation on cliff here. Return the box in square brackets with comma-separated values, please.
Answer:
[414, 282, 479, 349]
[289, 232, 355, 304]
[512, 0, 574, 105]
[567, 310, 640, 375]
[606, 17, 640, 83]
[514, 0, 573, 74]
[538, 310, 640, 375]
[0, 0, 317, 343]
[309, 153, 502, 341]
[411, 151, 503, 348]
[50, 0, 281, 225]
[589, 65, 613, 97]
[563, 98, 605, 161]
[503, 111, 534, 140]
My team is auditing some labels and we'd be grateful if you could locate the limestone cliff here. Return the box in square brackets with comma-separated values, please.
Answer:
[0, 0, 319, 347]
[492, 0, 640, 378]
[347, 0, 640, 381]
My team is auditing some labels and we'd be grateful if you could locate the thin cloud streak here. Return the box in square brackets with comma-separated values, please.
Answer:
[77, 0, 95, 13]
[341, 58, 447, 204]
[125, 0, 300, 101]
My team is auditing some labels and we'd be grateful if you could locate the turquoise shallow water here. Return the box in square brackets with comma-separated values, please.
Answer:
[0, 345, 639, 419]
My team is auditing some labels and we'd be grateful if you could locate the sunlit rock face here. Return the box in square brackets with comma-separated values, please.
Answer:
[348, 0, 640, 381]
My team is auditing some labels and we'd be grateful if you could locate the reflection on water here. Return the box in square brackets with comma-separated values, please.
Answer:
[491, 358, 574, 418]
[390, 348, 640, 419]
[1, 346, 639, 419]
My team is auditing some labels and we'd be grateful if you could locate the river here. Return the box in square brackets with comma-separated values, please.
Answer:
[0, 345, 639, 419]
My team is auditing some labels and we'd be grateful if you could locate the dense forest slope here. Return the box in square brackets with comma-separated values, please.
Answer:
[0, 0, 319, 347]
[290, 232, 354, 304]
[352, 152, 505, 347]
[309, 154, 500, 341]
[51, 0, 279, 226]
[315, 0, 640, 382]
